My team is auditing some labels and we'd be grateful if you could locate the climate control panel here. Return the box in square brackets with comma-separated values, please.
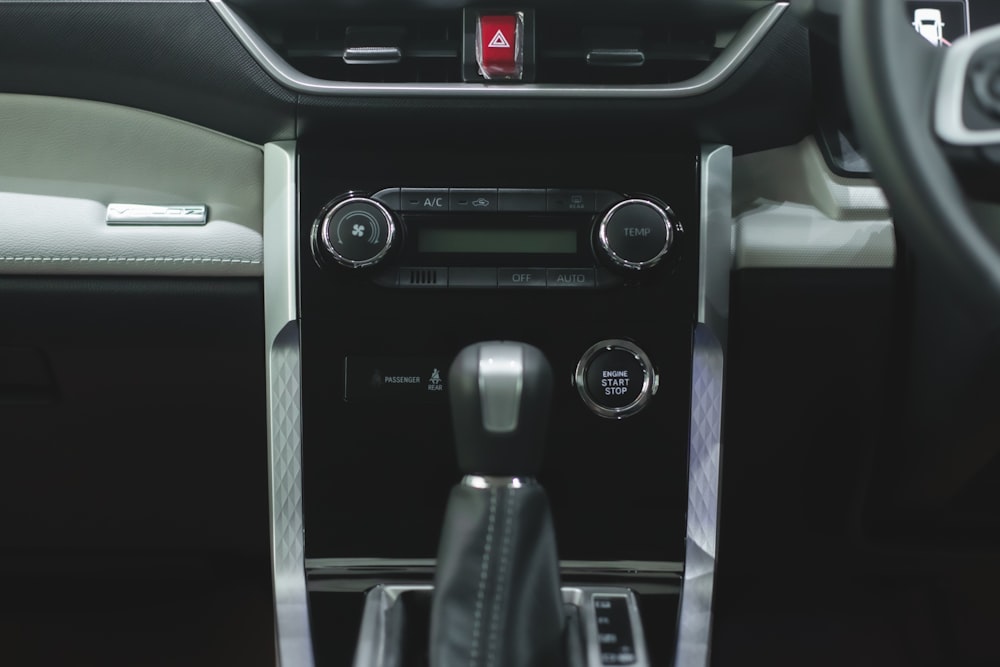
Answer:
[297, 143, 698, 563]
[311, 187, 682, 288]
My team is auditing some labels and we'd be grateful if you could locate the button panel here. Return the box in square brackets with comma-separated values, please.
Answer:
[383, 188, 621, 214]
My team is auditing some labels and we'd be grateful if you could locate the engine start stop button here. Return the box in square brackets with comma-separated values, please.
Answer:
[575, 340, 657, 419]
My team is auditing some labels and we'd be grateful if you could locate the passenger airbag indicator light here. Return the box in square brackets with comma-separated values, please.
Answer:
[477, 14, 523, 80]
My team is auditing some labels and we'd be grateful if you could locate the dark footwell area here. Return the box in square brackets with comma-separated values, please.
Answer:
[0, 558, 274, 667]
[713, 570, 1000, 667]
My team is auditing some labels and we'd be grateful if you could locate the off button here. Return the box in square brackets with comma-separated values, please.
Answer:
[575, 340, 657, 419]
[499, 268, 546, 288]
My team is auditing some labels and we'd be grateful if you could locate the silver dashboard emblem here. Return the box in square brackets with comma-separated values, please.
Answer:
[106, 203, 208, 225]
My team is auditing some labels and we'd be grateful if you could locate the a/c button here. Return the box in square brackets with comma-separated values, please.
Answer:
[499, 268, 546, 288]
[547, 268, 595, 288]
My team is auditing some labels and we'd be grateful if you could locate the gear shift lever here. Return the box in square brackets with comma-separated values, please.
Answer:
[429, 341, 566, 667]
[449, 341, 552, 476]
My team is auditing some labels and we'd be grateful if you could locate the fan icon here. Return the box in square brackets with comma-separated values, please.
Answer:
[352, 223, 366, 237]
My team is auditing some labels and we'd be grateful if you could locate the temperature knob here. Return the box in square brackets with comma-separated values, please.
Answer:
[596, 198, 676, 271]
[316, 197, 397, 269]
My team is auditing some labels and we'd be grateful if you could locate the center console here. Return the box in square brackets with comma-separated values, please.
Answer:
[280, 136, 717, 666]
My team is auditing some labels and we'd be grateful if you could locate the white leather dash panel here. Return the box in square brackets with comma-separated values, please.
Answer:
[734, 202, 895, 269]
[0, 95, 263, 276]
[732, 137, 896, 269]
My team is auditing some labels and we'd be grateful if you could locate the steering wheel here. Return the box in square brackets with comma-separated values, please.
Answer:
[841, 1, 1000, 326]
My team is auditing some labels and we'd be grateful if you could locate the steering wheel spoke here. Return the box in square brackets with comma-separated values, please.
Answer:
[936, 24, 1000, 152]
[842, 0, 1000, 323]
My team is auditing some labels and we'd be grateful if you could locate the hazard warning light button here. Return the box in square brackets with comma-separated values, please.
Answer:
[477, 14, 522, 80]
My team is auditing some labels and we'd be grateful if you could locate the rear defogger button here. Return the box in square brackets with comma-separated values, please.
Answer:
[575, 340, 658, 419]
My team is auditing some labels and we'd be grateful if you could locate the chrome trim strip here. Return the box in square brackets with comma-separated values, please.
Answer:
[106, 203, 207, 225]
[353, 585, 650, 667]
[699, 145, 733, 348]
[304, 557, 684, 575]
[210, 0, 789, 98]
[352, 585, 435, 667]
[674, 325, 724, 667]
[265, 142, 299, 337]
[673, 145, 730, 667]
[463, 475, 532, 489]
[265, 141, 315, 667]
[936, 23, 1000, 146]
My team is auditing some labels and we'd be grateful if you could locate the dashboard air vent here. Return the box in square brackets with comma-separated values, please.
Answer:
[533, 17, 722, 85]
[230, 6, 737, 86]
[257, 15, 463, 83]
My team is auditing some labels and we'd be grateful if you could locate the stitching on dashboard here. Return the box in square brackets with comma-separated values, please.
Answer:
[0, 257, 260, 264]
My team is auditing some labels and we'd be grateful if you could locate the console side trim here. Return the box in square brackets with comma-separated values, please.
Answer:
[674, 325, 724, 667]
[265, 141, 315, 667]
[674, 145, 729, 667]
[699, 145, 733, 348]
[210, 0, 788, 99]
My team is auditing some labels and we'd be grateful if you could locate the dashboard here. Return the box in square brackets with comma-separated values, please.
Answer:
[1, 1, 998, 666]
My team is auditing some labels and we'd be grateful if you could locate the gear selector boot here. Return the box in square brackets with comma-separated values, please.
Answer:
[429, 341, 567, 667]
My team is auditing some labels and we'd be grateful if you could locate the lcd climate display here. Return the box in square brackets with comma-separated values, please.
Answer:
[417, 227, 577, 254]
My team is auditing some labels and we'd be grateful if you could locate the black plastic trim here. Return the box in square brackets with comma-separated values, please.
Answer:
[0, 1, 295, 143]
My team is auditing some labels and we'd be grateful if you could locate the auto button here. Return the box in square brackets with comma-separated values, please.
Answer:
[547, 268, 595, 288]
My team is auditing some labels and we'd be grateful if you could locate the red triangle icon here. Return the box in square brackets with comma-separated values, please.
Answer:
[488, 29, 511, 48]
